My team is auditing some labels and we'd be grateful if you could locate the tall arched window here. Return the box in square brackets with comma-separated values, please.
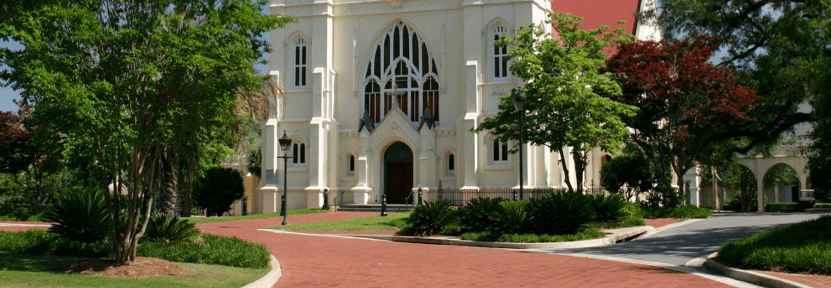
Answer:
[294, 38, 307, 87]
[363, 22, 439, 124]
[493, 26, 508, 79]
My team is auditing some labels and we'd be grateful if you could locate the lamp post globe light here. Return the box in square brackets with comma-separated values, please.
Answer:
[513, 92, 526, 201]
[278, 131, 293, 225]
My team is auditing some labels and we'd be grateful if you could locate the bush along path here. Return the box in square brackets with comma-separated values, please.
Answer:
[196, 211, 735, 287]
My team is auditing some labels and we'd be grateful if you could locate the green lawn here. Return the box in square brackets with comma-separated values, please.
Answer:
[183, 208, 328, 224]
[270, 212, 410, 231]
[0, 253, 268, 288]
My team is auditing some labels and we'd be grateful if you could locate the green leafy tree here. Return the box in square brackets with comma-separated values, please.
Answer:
[600, 153, 655, 201]
[476, 13, 637, 193]
[1, 0, 291, 262]
[645, 0, 827, 183]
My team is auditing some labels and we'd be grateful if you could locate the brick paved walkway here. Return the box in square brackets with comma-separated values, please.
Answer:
[197, 213, 733, 288]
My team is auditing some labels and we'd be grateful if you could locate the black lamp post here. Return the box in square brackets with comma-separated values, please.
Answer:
[278, 131, 293, 225]
[513, 92, 526, 201]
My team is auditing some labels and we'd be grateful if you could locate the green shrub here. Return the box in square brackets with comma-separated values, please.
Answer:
[529, 191, 594, 235]
[458, 197, 503, 232]
[193, 167, 244, 216]
[137, 234, 270, 268]
[0, 230, 109, 257]
[491, 200, 532, 234]
[766, 202, 801, 212]
[719, 215, 831, 275]
[405, 199, 457, 236]
[591, 194, 627, 223]
[143, 214, 201, 244]
[41, 187, 110, 243]
[816, 203, 831, 208]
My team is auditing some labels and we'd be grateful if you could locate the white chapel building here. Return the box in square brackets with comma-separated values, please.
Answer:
[257, 0, 661, 213]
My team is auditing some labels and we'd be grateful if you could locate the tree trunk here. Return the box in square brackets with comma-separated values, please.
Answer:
[558, 148, 575, 193]
[572, 149, 587, 194]
[160, 151, 179, 217]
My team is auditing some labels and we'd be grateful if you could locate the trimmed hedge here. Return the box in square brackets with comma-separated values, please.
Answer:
[765, 202, 801, 212]
[719, 215, 831, 275]
[815, 203, 831, 208]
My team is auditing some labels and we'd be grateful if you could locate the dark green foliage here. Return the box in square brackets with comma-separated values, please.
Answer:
[193, 167, 245, 216]
[0, 230, 110, 257]
[600, 153, 655, 200]
[809, 158, 830, 202]
[137, 234, 270, 269]
[491, 200, 532, 234]
[640, 204, 711, 219]
[643, 185, 685, 209]
[591, 194, 627, 223]
[405, 199, 457, 236]
[0, 201, 44, 221]
[458, 197, 503, 232]
[41, 187, 109, 243]
[816, 203, 831, 208]
[143, 214, 201, 245]
[719, 215, 831, 275]
[765, 203, 801, 212]
[528, 191, 595, 235]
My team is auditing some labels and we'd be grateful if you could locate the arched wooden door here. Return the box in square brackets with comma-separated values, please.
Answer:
[384, 142, 413, 204]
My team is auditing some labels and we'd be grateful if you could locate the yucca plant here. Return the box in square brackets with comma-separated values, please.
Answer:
[529, 191, 595, 235]
[491, 200, 532, 234]
[592, 194, 627, 223]
[458, 197, 503, 232]
[143, 213, 201, 245]
[406, 199, 457, 236]
[42, 187, 110, 243]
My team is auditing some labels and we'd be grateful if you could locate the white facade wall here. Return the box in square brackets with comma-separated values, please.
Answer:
[261, 0, 659, 211]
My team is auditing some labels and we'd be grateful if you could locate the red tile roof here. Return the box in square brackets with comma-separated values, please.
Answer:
[551, 0, 641, 34]
[550, 0, 642, 56]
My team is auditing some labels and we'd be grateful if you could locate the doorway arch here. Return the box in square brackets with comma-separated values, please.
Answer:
[384, 142, 413, 204]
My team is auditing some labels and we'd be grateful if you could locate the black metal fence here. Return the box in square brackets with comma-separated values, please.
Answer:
[438, 186, 608, 207]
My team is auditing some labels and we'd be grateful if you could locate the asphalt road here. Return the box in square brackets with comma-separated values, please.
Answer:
[536, 212, 829, 266]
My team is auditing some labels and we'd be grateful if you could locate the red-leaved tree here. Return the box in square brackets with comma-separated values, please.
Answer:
[605, 35, 761, 194]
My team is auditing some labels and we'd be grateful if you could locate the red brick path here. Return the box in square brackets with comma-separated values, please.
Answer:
[197, 213, 732, 288]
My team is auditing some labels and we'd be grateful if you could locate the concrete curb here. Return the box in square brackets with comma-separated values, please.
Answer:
[351, 226, 653, 249]
[242, 254, 282, 288]
[704, 254, 812, 288]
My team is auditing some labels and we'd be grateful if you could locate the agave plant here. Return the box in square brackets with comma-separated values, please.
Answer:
[406, 199, 457, 236]
[529, 191, 595, 235]
[458, 197, 503, 232]
[42, 187, 110, 243]
[592, 194, 627, 223]
[143, 213, 201, 245]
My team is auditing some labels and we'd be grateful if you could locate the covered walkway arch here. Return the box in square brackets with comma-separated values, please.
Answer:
[737, 142, 810, 212]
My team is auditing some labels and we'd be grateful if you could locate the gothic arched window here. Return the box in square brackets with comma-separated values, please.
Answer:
[294, 38, 307, 87]
[493, 26, 508, 79]
[363, 22, 439, 124]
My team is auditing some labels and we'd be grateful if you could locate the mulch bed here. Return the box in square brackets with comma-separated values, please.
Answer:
[51, 257, 193, 278]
